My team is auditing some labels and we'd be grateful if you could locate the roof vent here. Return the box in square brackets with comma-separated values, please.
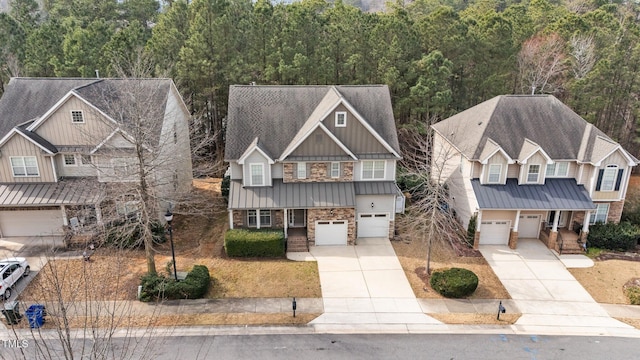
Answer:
[477, 121, 482, 125]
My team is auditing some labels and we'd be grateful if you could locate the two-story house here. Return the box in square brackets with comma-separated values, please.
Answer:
[0, 78, 192, 238]
[225, 85, 404, 251]
[432, 95, 638, 252]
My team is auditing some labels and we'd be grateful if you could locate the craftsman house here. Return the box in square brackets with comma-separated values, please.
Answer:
[225, 85, 404, 251]
[432, 95, 639, 253]
[0, 78, 192, 237]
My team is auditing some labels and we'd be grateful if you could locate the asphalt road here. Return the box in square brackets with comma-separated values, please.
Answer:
[1, 333, 637, 360]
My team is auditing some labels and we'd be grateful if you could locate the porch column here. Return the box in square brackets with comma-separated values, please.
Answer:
[284, 208, 288, 239]
[473, 210, 482, 250]
[228, 209, 234, 230]
[552, 210, 560, 232]
[256, 209, 261, 229]
[61, 205, 68, 226]
[548, 210, 560, 250]
[581, 210, 591, 243]
[509, 210, 521, 249]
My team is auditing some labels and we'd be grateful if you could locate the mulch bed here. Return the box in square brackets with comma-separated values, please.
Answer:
[596, 252, 640, 262]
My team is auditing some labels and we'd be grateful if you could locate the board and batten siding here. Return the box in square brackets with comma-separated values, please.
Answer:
[34, 96, 114, 146]
[519, 152, 547, 184]
[0, 135, 56, 182]
[290, 127, 349, 157]
[322, 105, 389, 155]
[55, 154, 97, 177]
[352, 159, 396, 181]
[242, 150, 272, 186]
[482, 152, 508, 184]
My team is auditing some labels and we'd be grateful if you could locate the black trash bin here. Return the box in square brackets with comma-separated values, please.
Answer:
[25, 304, 44, 328]
[2, 301, 22, 325]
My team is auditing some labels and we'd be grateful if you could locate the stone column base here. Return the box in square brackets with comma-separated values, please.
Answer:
[508, 230, 518, 249]
[548, 231, 558, 250]
[473, 231, 480, 249]
[580, 231, 588, 243]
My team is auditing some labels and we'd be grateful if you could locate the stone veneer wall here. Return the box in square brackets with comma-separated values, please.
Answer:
[306, 208, 356, 245]
[388, 220, 395, 240]
[508, 230, 518, 249]
[607, 200, 625, 223]
[283, 162, 354, 183]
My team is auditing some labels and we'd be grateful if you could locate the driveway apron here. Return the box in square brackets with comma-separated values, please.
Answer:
[309, 238, 442, 331]
[480, 238, 637, 335]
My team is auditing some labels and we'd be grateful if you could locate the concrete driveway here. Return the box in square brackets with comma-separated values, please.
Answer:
[308, 238, 443, 331]
[480, 238, 637, 335]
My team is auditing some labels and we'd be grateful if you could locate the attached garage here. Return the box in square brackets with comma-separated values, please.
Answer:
[315, 220, 348, 246]
[357, 213, 389, 238]
[479, 220, 510, 245]
[519, 214, 541, 239]
[0, 209, 64, 237]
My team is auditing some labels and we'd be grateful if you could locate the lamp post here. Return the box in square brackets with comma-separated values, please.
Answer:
[164, 209, 178, 281]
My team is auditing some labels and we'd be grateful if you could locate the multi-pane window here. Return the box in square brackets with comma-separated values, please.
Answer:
[362, 160, 385, 180]
[590, 203, 609, 224]
[296, 162, 306, 179]
[10, 156, 39, 177]
[71, 110, 84, 123]
[527, 164, 540, 183]
[81, 155, 92, 165]
[335, 112, 347, 127]
[250, 164, 264, 186]
[600, 165, 618, 191]
[64, 154, 77, 166]
[259, 210, 271, 226]
[247, 210, 271, 227]
[488, 164, 501, 183]
[546, 162, 569, 177]
[330, 162, 340, 178]
[247, 210, 257, 227]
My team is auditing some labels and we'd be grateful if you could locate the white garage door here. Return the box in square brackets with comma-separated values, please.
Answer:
[519, 215, 540, 238]
[315, 220, 348, 246]
[0, 209, 64, 237]
[357, 213, 389, 238]
[479, 221, 510, 245]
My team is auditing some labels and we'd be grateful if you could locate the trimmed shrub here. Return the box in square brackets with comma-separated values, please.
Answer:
[139, 265, 211, 302]
[101, 220, 167, 248]
[466, 214, 477, 247]
[626, 286, 640, 305]
[430, 267, 479, 298]
[587, 222, 640, 251]
[224, 229, 285, 257]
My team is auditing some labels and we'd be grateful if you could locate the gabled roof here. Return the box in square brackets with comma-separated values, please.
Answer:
[238, 137, 275, 164]
[479, 138, 513, 164]
[432, 95, 638, 165]
[225, 85, 400, 161]
[518, 138, 552, 164]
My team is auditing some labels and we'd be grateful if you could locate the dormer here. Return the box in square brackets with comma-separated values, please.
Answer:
[517, 138, 553, 185]
[479, 138, 514, 185]
[238, 137, 274, 187]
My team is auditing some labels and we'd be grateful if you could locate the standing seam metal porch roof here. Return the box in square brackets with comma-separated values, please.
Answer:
[229, 180, 356, 209]
[0, 179, 102, 206]
[471, 178, 595, 210]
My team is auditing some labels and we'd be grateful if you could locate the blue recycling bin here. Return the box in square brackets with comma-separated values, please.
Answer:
[25, 304, 45, 329]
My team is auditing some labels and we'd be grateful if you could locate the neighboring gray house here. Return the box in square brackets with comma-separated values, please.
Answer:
[432, 95, 639, 253]
[0, 78, 193, 237]
[225, 85, 404, 251]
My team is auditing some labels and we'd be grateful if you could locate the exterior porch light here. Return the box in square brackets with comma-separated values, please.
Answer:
[164, 209, 178, 281]
[371, 202, 374, 208]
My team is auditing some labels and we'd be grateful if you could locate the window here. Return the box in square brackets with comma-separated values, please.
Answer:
[296, 162, 306, 179]
[599, 165, 618, 191]
[247, 210, 257, 227]
[488, 164, 501, 183]
[250, 164, 264, 186]
[116, 195, 140, 217]
[546, 162, 569, 177]
[330, 162, 340, 178]
[10, 156, 39, 177]
[71, 110, 84, 123]
[590, 203, 609, 224]
[81, 155, 92, 165]
[527, 164, 540, 183]
[64, 154, 77, 166]
[362, 160, 385, 180]
[113, 160, 129, 177]
[259, 210, 271, 226]
[335, 112, 347, 127]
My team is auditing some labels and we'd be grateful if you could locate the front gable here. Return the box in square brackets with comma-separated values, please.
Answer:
[0, 133, 55, 182]
[289, 126, 353, 160]
[242, 148, 272, 187]
[321, 104, 391, 156]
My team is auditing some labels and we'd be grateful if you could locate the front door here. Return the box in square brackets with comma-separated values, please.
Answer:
[547, 211, 568, 228]
[288, 209, 306, 227]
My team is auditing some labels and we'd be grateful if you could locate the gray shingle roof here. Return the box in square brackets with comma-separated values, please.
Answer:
[228, 180, 356, 209]
[432, 95, 635, 163]
[225, 85, 400, 160]
[15, 123, 58, 154]
[471, 178, 595, 210]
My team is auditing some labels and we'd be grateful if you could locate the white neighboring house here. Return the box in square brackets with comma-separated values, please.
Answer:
[225, 85, 405, 251]
[432, 95, 639, 252]
[0, 78, 193, 238]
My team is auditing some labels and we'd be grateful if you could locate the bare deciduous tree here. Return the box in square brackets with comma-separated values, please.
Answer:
[518, 33, 568, 95]
[570, 33, 596, 80]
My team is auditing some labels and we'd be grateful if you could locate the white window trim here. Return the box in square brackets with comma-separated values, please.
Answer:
[297, 162, 306, 179]
[487, 164, 502, 183]
[81, 154, 92, 165]
[330, 162, 340, 178]
[259, 210, 272, 227]
[71, 110, 85, 123]
[63, 154, 78, 167]
[546, 162, 569, 177]
[600, 165, 618, 192]
[250, 163, 265, 186]
[10, 156, 40, 177]
[527, 164, 540, 183]
[361, 160, 386, 180]
[335, 111, 347, 127]
[590, 203, 609, 224]
[247, 210, 257, 227]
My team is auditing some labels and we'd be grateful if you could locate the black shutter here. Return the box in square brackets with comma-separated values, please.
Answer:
[615, 169, 624, 191]
[595, 169, 604, 191]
